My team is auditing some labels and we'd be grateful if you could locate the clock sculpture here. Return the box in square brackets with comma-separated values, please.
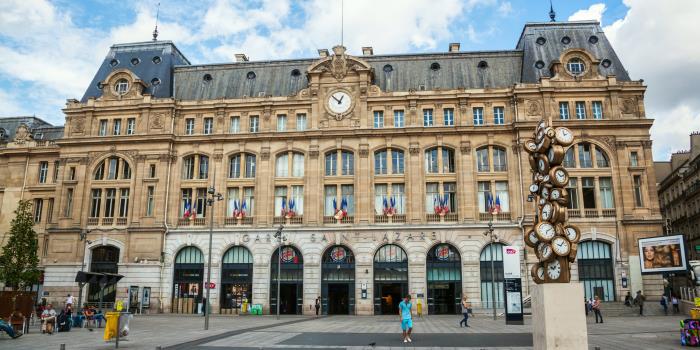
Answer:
[523, 120, 581, 284]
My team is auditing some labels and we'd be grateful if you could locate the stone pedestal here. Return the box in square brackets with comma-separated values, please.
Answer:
[532, 283, 588, 350]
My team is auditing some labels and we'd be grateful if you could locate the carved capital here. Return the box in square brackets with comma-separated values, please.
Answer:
[460, 141, 471, 154]
[409, 143, 421, 156]
[213, 153, 223, 161]
[615, 141, 627, 150]
[261, 147, 270, 161]
[359, 144, 370, 158]
[642, 140, 653, 149]
[308, 145, 319, 159]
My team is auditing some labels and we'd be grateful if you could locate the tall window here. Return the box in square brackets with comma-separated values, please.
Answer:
[563, 148, 575, 167]
[249, 116, 259, 133]
[342, 185, 354, 216]
[118, 188, 129, 217]
[394, 110, 404, 128]
[203, 117, 213, 134]
[374, 151, 387, 175]
[630, 151, 639, 167]
[145, 186, 155, 216]
[53, 160, 59, 182]
[195, 188, 207, 217]
[276, 152, 304, 177]
[149, 164, 156, 178]
[99, 120, 108, 136]
[567, 178, 579, 209]
[559, 102, 570, 120]
[93, 157, 131, 181]
[47, 198, 54, 222]
[480, 243, 505, 308]
[473, 107, 484, 125]
[633, 175, 644, 207]
[90, 189, 102, 218]
[182, 155, 209, 180]
[181, 189, 192, 217]
[575, 101, 586, 119]
[425, 147, 454, 174]
[104, 188, 116, 217]
[38, 161, 48, 183]
[596, 148, 609, 168]
[392, 150, 404, 174]
[425, 183, 439, 214]
[476, 148, 489, 172]
[113, 119, 121, 135]
[592, 101, 604, 119]
[423, 109, 434, 126]
[493, 107, 504, 125]
[374, 111, 384, 128]
[443, 108, 454, 126]
[495, 181, 510, 212]
[493, 147, 507, 171]
[324, 185, 337, 216]
[33, 199, 43, 223]
[64, 188, 74, 217]
[325, 152, 337, 176]
[599, 177, 614, 208]
[443, 182, 456, 212]
[277, 115, 287, 132]
[582, 177, 596, 209]
[296, 114, 307, 131]
[230, 116, 240, 133]
[578, 144, 592, 168]
[69, 167, 76, 180]
[126, 118, 135, 135]
[229, 153, 256, 178]
[325, 150, 353, 176]
[274, 186, 304, 216]
[477, 181, 491, 213]
[185, 118, 195, 135]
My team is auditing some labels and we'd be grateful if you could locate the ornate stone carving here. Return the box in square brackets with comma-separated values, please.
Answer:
[150, 113, 164, 129]
[409, 143, 421, 155]
[261, 147, 270, 161]
[526, 100, 541, 116]
[615, 141, 627, 150]
[359, 144, 369, 158]
[72, 117, 85, 134]
[591, 136, 616, 151]
[460, 141, 471, 154]
[511, 144, 520, 153]
[642, 140, 653, 149]
[621, 98, 637, 114]
[308, 149, 319, 159]
[213, 153, 223, 161]
[13, 124, 31, 144]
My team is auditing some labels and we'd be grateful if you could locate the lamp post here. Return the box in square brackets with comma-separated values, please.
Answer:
[77, 230, 92, 310]
[484, 217, 498, 321]
[204, 185, 223, 331]
[273, 225, 284, 320]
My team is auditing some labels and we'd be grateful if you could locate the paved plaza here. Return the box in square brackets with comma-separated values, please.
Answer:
[0, 314, 685, 350]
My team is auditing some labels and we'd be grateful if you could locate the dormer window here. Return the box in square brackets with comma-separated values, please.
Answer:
[566, 58, 585, 75]
[115, 79, 129, 95]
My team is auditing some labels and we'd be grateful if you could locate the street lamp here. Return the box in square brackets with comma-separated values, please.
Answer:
[273, 225, 285, 320]
[204, 186, 223, 331]
[77, 230, 92, 310]
[484, 217, 499, 321]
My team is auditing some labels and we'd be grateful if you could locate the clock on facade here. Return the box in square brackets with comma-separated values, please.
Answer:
[327, 90, 352, 115]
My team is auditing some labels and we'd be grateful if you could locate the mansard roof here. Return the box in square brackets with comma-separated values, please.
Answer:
[81, 21, 632, 102]
[0, 116, 64, 142]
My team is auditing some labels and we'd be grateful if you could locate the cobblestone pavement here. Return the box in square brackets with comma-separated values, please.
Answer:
[0, 314, 684, 350]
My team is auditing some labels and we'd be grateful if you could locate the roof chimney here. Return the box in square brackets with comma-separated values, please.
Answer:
[318, 49, 329, 58]
[449, 43, 460, 52]
[362, 46, 373, 56]
[235, 54, 249, 62]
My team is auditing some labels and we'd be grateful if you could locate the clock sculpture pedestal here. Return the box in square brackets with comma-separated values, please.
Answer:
[531, 283, 588, 350]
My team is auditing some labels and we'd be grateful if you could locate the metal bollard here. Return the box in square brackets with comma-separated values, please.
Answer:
[60, 344, 66, 350]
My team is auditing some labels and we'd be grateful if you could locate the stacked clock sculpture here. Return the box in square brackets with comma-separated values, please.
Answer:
[523, 120, 581, 284]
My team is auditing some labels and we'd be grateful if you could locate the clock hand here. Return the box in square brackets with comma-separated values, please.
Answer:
[338, 95, 344, 104]
[331, 95, 341, 103]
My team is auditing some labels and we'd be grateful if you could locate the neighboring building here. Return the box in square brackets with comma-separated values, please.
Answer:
[0, 20, 665, 315]
[655, 132, 700, 259]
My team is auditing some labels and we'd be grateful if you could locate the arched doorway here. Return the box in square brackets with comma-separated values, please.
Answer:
[88, 246, 119, 306]
[480, 243, 504, 309]
[172, 246, 204, 314]
[321, 245, 355, 315]
[374, 244, 408, 315]
[220, 246, 253, 314]
[270, 246, 303, 315]
[427, 243, 461, 314]
[577, 241, 615, 301]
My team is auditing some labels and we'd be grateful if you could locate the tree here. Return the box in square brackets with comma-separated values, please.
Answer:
[0, 200, 40, 290]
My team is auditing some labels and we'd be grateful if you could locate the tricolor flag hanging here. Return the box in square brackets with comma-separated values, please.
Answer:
[281, 197, 287, 217]
[240, 199, 247, 216]
[183, 200, 192, 219]
[493, 194, 502, 214]
[287, 198, 296, 217]
[486, 192, 494, 214]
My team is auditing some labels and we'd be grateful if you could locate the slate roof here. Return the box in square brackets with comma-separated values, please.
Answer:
[516, 21, 630, 82]
[0, 116, 64, 143]
[81, 21, 631, 102]
[81, 41, 191, 102]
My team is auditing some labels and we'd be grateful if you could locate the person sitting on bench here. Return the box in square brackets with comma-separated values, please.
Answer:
[0, 318, 22, 339]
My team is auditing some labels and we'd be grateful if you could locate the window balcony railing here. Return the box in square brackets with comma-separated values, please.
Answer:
[478, 212, 511, 221]
[224, 217, 253, 225]
[178, 218, 206, 226]
[101, 217, 113, 225]
[374, 215, 389, 224]
[602, 208, 616, 218]
[323, 215, 354, 224]
[340, 216, 354, 224]
[584, 209, 599, 218]
[444, 213, 458, 222]
[273, 216, 303, 225]
[115, 217, 127, 226]
[568, 209, 581, 218]
[323, 216, 336, 224]
[493, 164, 507, 172]
[375, 214, 407, 224]
[87, 217, 99, 225]
[426, 214, 441, 222]
[273, 217, 285, 225]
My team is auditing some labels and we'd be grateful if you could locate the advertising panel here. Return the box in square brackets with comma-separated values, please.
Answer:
[502, 245, 521, 279]
[638, 235, 687, 274]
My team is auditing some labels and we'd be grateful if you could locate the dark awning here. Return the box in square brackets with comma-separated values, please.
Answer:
[75, 271, 124, 285]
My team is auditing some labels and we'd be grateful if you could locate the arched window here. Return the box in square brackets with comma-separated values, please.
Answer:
[374, 244, 408, 315]
[476, 147, 489, 172]
[480, 243, 505, 308]
[596, 148, 609, 168]
[94, 157, 131, 180]
[270, 246, 304, 314]
[425, 146, 455, 174]
[88, 245, 120, 303]
[374, 244, 408, 264]
[374, 148, 404, 175]
[427, 244, 462, 314]
[577, 241, 615, 301]
[325, 150, 354, 176]
[493, 147, 507, 171]
[563, 147, 575, 167]
[566, 58, 585, 75]
[173, 246, 204, 313]
[275, 151, 304, 177]
[182, 154, 209, 180]
[115, 79, 129, 94]
[476, 146, 507, 172]
[221, 246, 253, 312]
[229, 153, 256, 178]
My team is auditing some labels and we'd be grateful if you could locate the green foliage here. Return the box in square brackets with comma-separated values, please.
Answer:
[0, 200, 40, 290]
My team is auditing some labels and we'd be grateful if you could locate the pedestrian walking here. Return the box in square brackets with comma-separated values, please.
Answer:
[672, 295, 680, 314]
[660, 295, 668, 315]
[459, 296, 471, 327]
[634, 290, 646, 316]
[398, 294, 413, 343]
[315, 296, 321, 316]
[592, 296, 603, 323]
[584, 297, 589, 316]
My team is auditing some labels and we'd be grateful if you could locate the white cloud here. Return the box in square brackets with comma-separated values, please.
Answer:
[568, 3, 606, 23]
[600, 0, 700, 160]
[498, 2, 513, 17]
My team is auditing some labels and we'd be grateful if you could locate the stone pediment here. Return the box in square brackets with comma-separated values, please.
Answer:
[307, 45, 373, 81]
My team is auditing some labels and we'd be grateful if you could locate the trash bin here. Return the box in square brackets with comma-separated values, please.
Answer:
[103, 312, 120, 341]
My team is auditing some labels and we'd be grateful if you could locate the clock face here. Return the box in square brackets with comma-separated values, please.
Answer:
[529, 183, 539, 194]
[531, 264, 545, 284]
[541, 186, 550, 199]
[546, 259, 562, 280]
[551, 188, 561, 200]
[549, 166, 569, 186]
[564, 225, 580, 243]
[538, 157, 549, 173]
[552, 236, 571, 256]
[528, 230, 539, 247]
[555, 169, 567, 183]
[541, 203, 553, 221]
[536, 222, 556, 241]
[524, 139, 538, 153]
[555, 127, 574, 145]
[537, 265, 545, 280]
[327, 91, 352, 114]
[542, 174, 551, 183]
[539, 243, 553, 261]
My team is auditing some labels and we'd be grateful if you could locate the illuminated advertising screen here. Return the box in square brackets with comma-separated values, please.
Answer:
[638, 235, 687, 274]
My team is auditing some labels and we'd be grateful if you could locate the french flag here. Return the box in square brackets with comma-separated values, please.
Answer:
[183, 200, 193, 219]
[486, 192, 493, 213]
[493, 195, 502, 214]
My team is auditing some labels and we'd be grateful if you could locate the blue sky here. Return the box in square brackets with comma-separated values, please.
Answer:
[1, 0, 699, 160]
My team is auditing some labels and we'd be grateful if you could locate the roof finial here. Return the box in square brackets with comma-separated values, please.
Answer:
[340, 0, 344, 46]
[549, 0, 556, 22]
[152, 2, 160, 41]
